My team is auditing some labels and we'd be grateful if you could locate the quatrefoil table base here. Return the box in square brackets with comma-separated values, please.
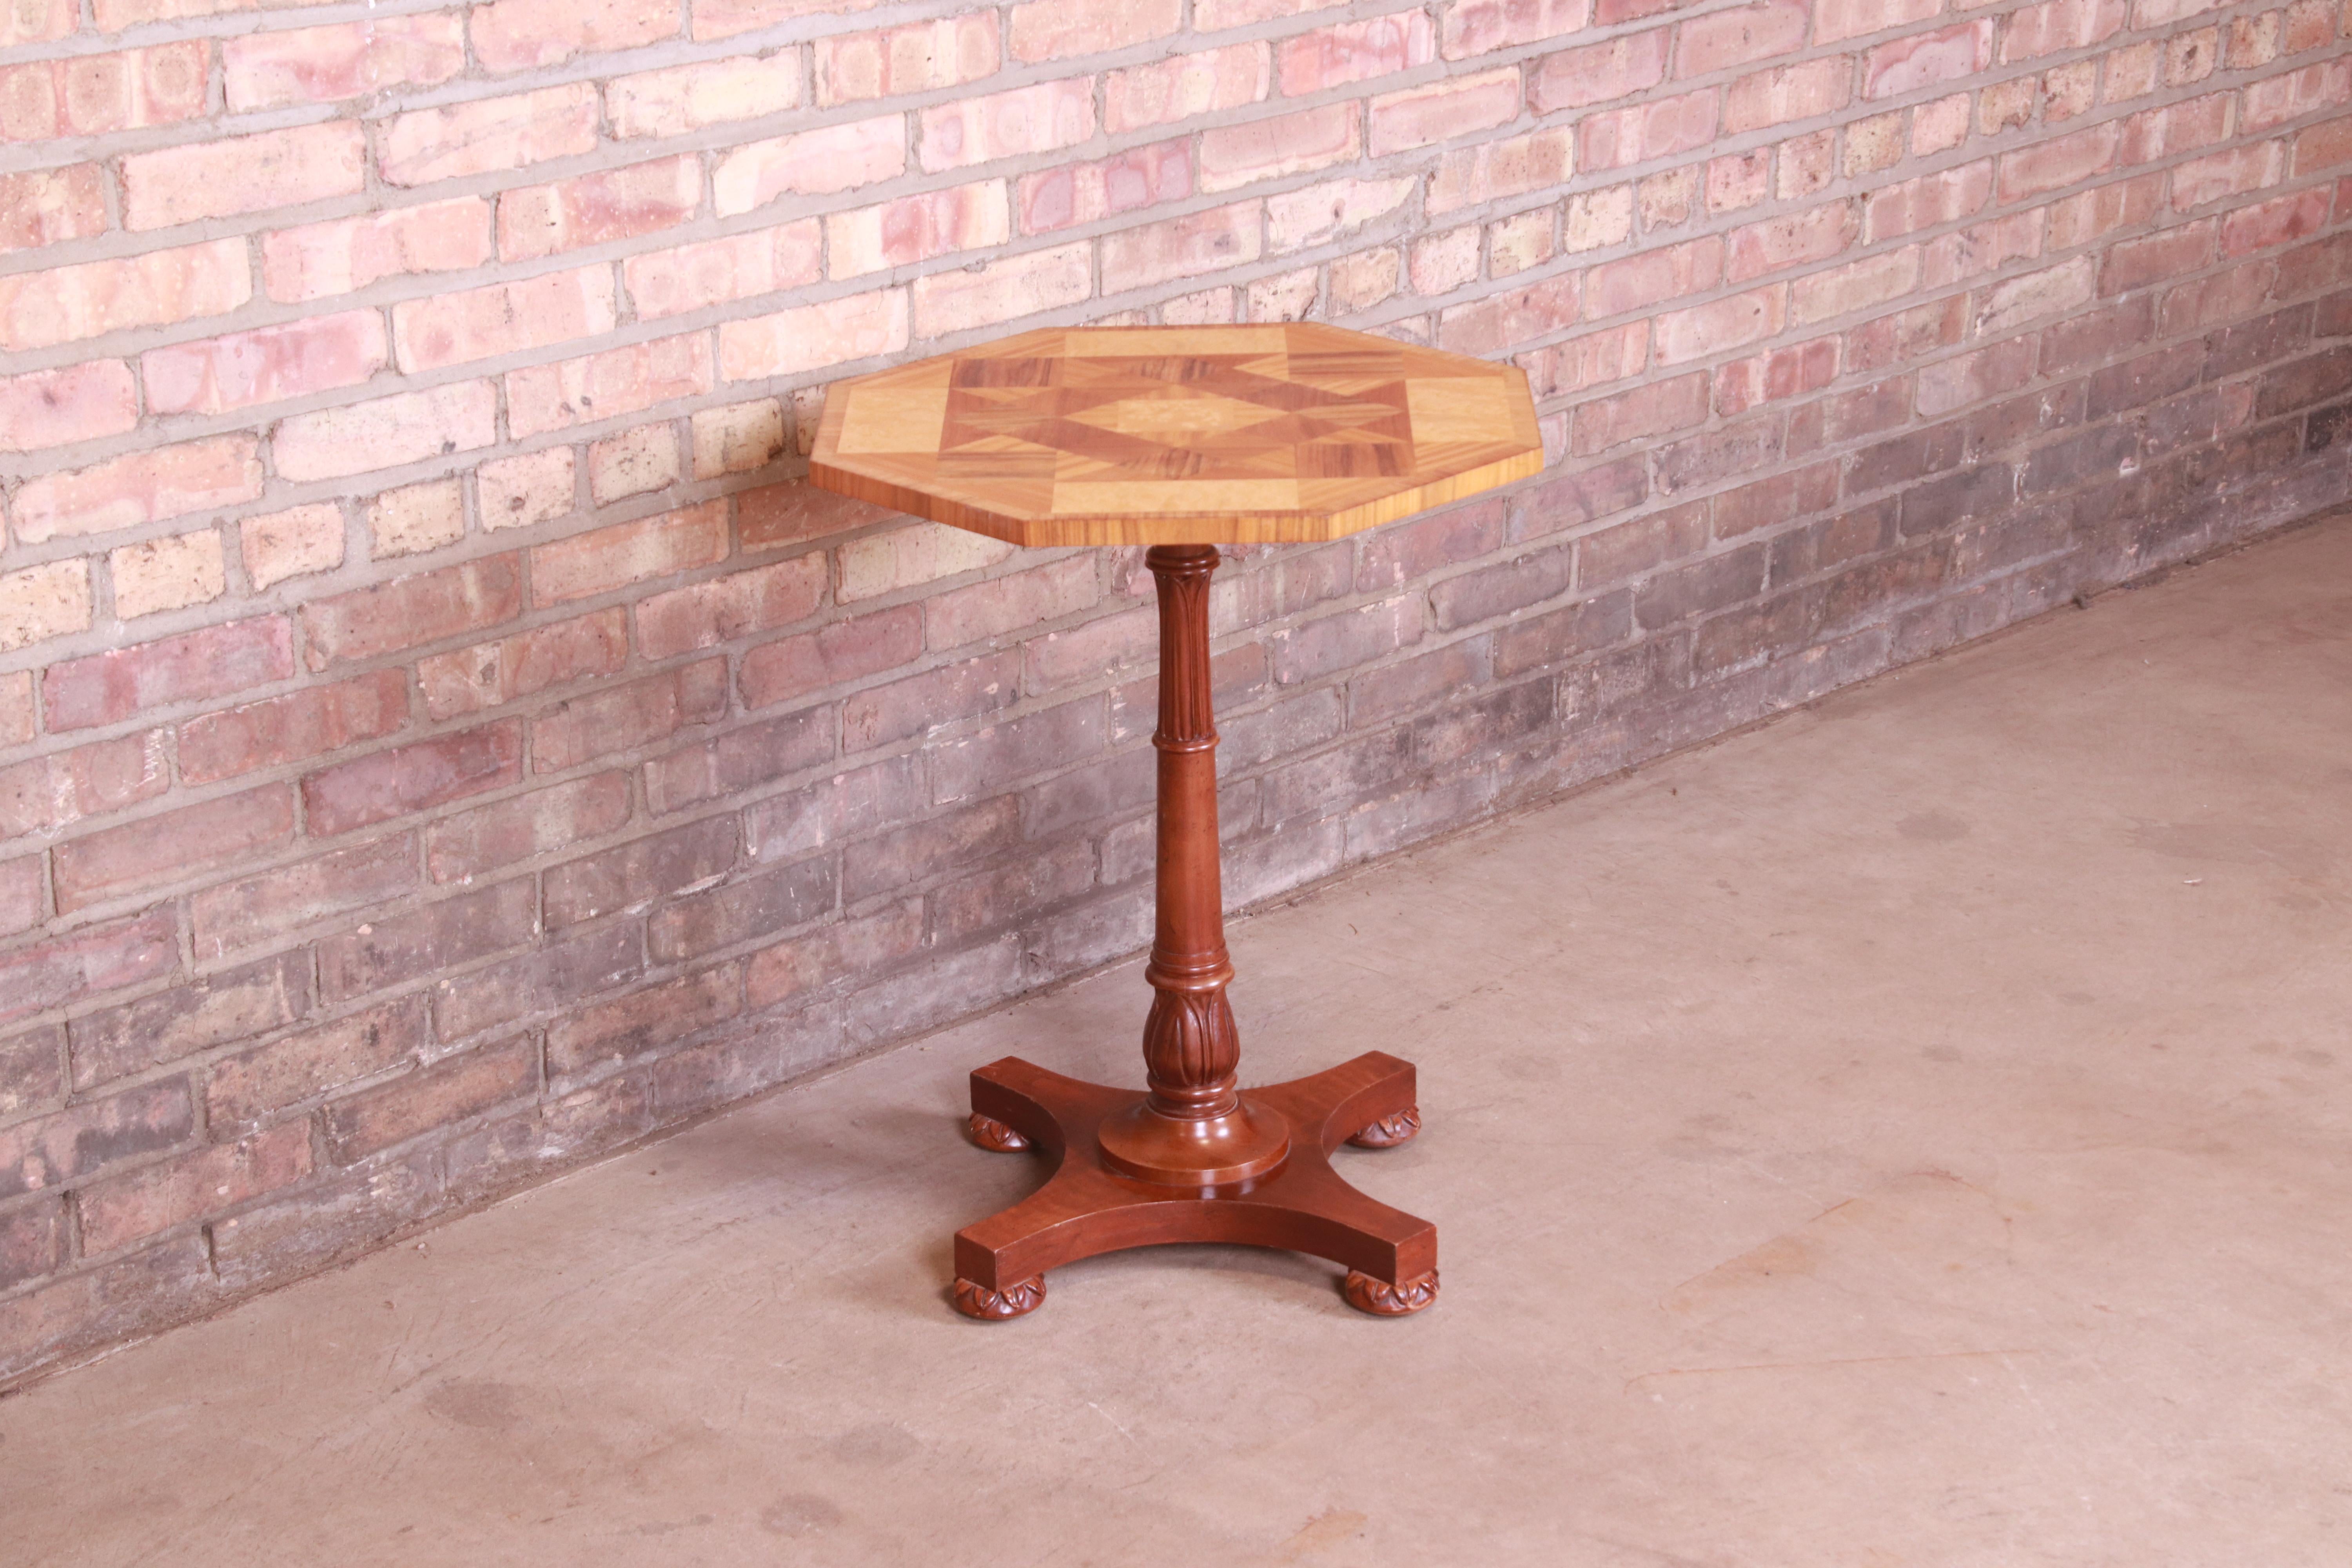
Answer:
[808, 324, 1544, 1318]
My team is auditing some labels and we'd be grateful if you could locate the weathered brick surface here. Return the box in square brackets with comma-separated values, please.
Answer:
[5, 0, 2351, 1387]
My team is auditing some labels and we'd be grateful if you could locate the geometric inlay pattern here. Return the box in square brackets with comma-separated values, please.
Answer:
[811, 322, 1545, 547]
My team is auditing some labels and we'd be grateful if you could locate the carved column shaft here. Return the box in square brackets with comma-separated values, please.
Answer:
[1140, 544, 1241, 1120]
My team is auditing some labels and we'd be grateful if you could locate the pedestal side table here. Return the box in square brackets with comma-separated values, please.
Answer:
[810, 323, 1544, 1319]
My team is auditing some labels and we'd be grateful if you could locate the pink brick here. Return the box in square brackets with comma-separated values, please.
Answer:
[1674, 0, 1807, 80]
[508, 332, 713, 440]
[1728, 203, 1857, 281]
[179, 668, 408, 784]
[1528, 28, 1667, 112]
[1791, 246, 1922, 325]
[1428, 126, 1574, 213]
[1713, 335, 1838, 414]
[739, 603, 921, 710]
[499, 155, 701, 262]
[471, 0, 676, 71]
[1200, 103, 1360, 192]
[141, 311, 387, 419]
[609, 53, 800, 137]
[1009, 0, 1181, 63]
[837, 182, 1012, 272]
[1864, 160, 1993, 242]
[1997, 121, 2121, 203]
[0, 560, 89, 654]
[0, 43, 207, 141]
[1585, 235, 1722, 318]
[224, 15, 465, 111]
[43, 618, 292, 732]
[262, 198, 492, 304]
[274, 380, 498, 482]
[1100, 201, 1264, 293]
[0, 672, 31, 747]
[11, 436, 261, 546]
[817, 16, 999, 106]
[121, 123, 364, 232]
[54, 785, 294, 911]
[1438, 270, 1579, 355]
[635, 555, 826, 660]
[1279, 12, 1434, 94]
[920, 79, 1096, 174]
[911, 242, 1093, 336]
[2244, 58, 2352, 132]
[1724, 56, 1850, 134]
[532, 660, 726, 773]
[381, 83, 599, 188]
[1654, 285, 1786, 365]
[0, 361, 138, 453]
[715, 117, 907, 217]
[426, 772, 630, 882]
[625, 222, 824, 319]
[693, 0, 880, 42]
[1105, 44, 1267, 134]
[2171, 142, 2287, 211]
[2003, 0, 2128, 63]
[1018, 146, 1185, 236]
[0, 165, 109, 256]
[0, 731, 167, 838]
[299, 556, 521, 671]
[1817, 0, 1936, 44]
[720, 287, 909, 380]
[2120, 91, 2232, 165]
[2220, 185, 2332, 255]
[0, 909, 175, 1028]
[589, 424, 681, 503]
[1265, 174, 1414, 253]
[1441, 0, 1592, 60]
[0, 0, 72, 45]
[79, 1123, 312, 1255]
[1864, 21, 1993, 100]
[1578, 89, 1718, 171]
[392, 266, 616, 374]
[1571, 372, 1708, 454]
[1369, 69, 1518, 157]
[304, 722, 522, 836]
[0, 239, 250, 352]
[417, 608, 628, 720]
[2295, 116, 2352, 175]
[1519, 322, 1647, 399]
[2099, 221, 2214, 292]
[530, 502, 728, 608]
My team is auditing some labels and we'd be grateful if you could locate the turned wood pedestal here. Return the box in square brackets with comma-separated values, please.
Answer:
[808, 323, 1544, 1319]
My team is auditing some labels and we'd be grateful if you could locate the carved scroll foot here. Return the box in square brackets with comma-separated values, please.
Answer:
[1344, 1268, 1439, 1316]
[953, 1276, 1046, 1320]
[1346, 1106, 1421, 1149]
[967, 1112, 1030, 1152]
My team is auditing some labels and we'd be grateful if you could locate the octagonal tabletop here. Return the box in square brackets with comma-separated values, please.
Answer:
[808, 323, 1544, 547]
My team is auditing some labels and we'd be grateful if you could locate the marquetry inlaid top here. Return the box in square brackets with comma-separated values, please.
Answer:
[808, 323, 1545, 547]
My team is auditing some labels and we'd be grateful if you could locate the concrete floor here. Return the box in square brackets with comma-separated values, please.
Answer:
[5, 518, 2352, 1566]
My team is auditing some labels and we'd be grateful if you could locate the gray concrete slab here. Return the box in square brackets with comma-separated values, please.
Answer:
[5, 517, 2350, 1567]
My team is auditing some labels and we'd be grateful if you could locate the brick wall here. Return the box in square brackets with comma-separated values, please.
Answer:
[5, 0, 2351, 1382]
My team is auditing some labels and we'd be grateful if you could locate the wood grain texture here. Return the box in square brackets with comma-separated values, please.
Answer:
[809, 323, 1544, 546]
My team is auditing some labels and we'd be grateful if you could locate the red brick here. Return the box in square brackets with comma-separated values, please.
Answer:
[628, 555, 823, 662]
[816, 15, 1000, 106]
[79, 1122, 313, 1255]
[1713, 462, 1839, 537]
[1728, 204, 1857, 282]
[67, 949, 307, 1093]
[11, 436, 262, 546]
[530, 502, 729, 608]
[1586, 236, 1722, 319]
[925, 556, 1099, 650]
[318, 876, 535, 1003]
[299, 556, 522, 671]
[715, 116, 906, 216]
[272, 380, 498, 483]
[303, 722, 522, 836]
[0, 731, 166, 839]
[1521, 322, 1648, 399]
[548, 965, 741, 1080]
[380, 83, 599, 187]
[744, 898, 923, 1008]
[1915, 338, 2037, 416]
[1577, 89, 1718, 171]
[932, 840, 1094, 941]
[471, 0, 675, 71]
[392, 266, 615, 374]
[416, 608, 628, 722]
[720, 287, 909, 380]
[1572, 372, 1709, 454]
[546, 814, 737, 929]
[426, 771, 630, 881]
[1019, 146, 1185, 237]
[1817, 0, 1936, 44]
[2121, 91, 2232, 166]
[0, 1077, 192, 1200]
[1865, 161, 1993, 244]
[1009, 0, 1181, 62]
[1528, 29, 1666, 113]
[121, 123, 364, 231]
[739, 603, 924, 711]
[1438, 272, 1580, 356]
[322, 1036, 537, 1162]
[1674, 0, 1806, 79]
[262, 198, 492, 304]
[1655, 285, 1787, 365]
[223, 15, 465, 111]
[841, 650, 1020, 752]
[2101, 221, 2217, 293]
[190, 834, 417, 959]
[2004, 0, 2129, 62]
[739, 481, 892, 552]
[506, 332, 713, 441]
[207, 998, 424, 1127]
[0, 44, 197, 140]
[1792, 246, 1923, 326]
[1201, 102, 1360, 192]
[1428, 127, 1572, 214]
[626, 223, 824, 319]
[0, 165, 109, 256]
[0, 238, 250, 352]
[2172, 142, 2287, 212]
[1724, 56, 1850, 133]
[1280, 13, 1432, 96]
[642, 707, 831, 813]
[141, 311, 387, 419]
[608, 53, 802, 136]
[53, 785, 292, 913]
[0, 360, 137, 452]
[919, 79, 1096, 174]
[533, 660, 727, 773]
[180, 669, 410, 785]
[1104, 44, 1267, 133]
[45, 617, 293, 733]
[1441, 0, 1593, 59]
[0, 1199, 65, 1292]
[499, 156, 701, 263]
[2243, 58, 2352, 133]
[2221, 186, 2333, 256]
[1100, 201, 1264, 294]
[1369, 69, 1517, 157]
[1863, 20, 1993, 100]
